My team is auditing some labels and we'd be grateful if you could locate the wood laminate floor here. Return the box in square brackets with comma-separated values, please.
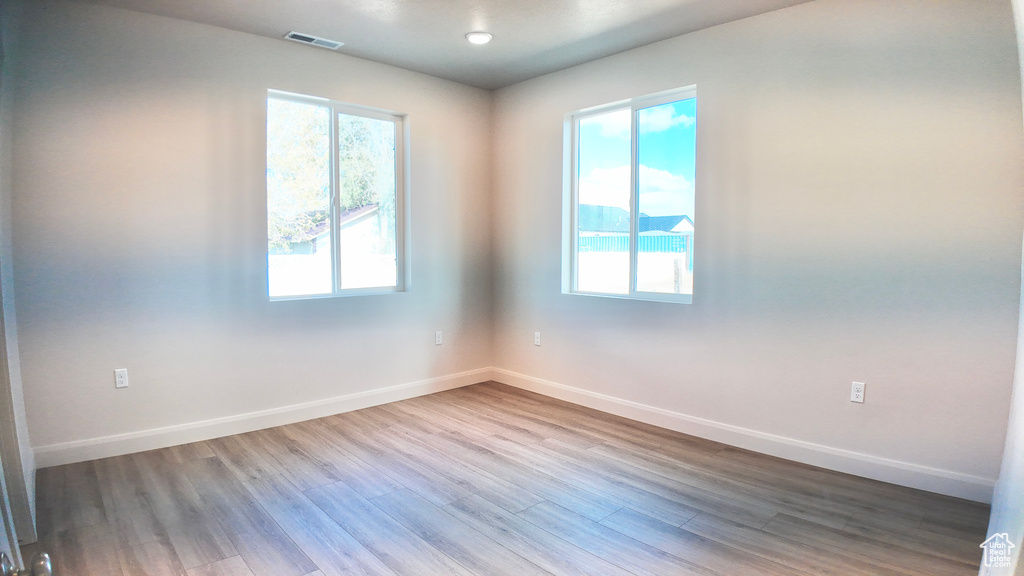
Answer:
[24, 382, 990, 576]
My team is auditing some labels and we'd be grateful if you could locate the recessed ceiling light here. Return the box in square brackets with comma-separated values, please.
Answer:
[466, 32, 492, 45]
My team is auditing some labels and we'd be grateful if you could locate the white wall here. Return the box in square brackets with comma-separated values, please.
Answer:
[8, 0, 1024, 508]
[10, 0, 494, 463]
[0, 0, 35, 544]
[492, 0, 1024, 501]
[984, 0, 1024, 571]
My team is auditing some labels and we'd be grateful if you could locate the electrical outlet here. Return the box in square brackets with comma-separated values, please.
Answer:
[115, 368, 129, 389]
[435, 330, 443, 345]
[851, 381, 865, 403]
[534, 331, 541, 346]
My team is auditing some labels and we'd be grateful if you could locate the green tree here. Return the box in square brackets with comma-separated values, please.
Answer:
[268, 99, 397, 254]
[338, 114, 396, 253]
[267, 99, 330, 253]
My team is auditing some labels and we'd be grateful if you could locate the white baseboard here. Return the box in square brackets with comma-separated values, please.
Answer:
[34, 365, 997, 503]
[489, 367, 996, 503]
[33, 367, 491, 468]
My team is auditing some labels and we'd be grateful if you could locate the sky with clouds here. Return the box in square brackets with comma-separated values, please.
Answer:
[578, 99, 696, 219]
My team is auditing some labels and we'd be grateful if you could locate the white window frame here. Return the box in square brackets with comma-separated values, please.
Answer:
[562, 85, 696, 304]
[267, 90, 408, 300]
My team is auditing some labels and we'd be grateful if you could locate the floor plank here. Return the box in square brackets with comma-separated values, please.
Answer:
[167, 442, 217, 464]
[239, 428, 343, 492]
[442, 494, 635, 576]
[538, 437, 778, 528]
[587, 441, 851, 529]
[287, 420, 406, 500]
[371, 488, 553, 576]
[482, 434, 701, 526]
[185, 458, 318, 576]
[599, 507, 805, 575]
[205, 435, 279, 483]
[31, 381, 988, 576]
[517, 501, 717, 576]
[357, 419, 544, 514]
[319, 416, 474, 507]
[186, 557, 254, 576]
[763, 512, 981, 576]
[53, 522, 124, 576]
[382, 415, 623, 521]
[682, 511, 907, 576]
[130, 451, 238, 570]
[94, 455, 167, 550]
[36, 461, 107, 535]
[243, 473, 397, 576]
[117, 537, 188, 576]
[304, 480, 476, 576]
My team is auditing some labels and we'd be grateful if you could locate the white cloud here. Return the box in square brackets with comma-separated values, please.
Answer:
[639, 105, 694, 133]
[579, 165, 630, 209]
[581, 105, 694, 141]
[582, 108, 631, 140]
[639, 166, 693, 216]
[578, 164, 693, 217]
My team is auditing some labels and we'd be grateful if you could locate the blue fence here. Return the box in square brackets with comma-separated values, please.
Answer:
[578, 235, 688, 254]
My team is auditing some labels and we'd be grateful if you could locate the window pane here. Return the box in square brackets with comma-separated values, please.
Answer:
[337, 113, 397, 289]
[267, 99, 332, 298]
[576, 108, 632, 294]
[635, 98, 696, 295]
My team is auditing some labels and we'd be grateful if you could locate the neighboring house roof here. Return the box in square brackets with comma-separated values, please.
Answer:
[579, 204, 693, 234]
[672, 215, 694, 233]
[297, 217, 329, 242]
[339, 204, 379, 227]
[639, 214, 693, 234]
[288, 204, 379, 243]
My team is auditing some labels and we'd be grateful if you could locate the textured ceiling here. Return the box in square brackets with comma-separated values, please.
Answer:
[75, 0, 815, 89]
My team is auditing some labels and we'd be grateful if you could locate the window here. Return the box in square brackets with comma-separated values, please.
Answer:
[565, 86, 696, 303]
[267, 91, 405, 299]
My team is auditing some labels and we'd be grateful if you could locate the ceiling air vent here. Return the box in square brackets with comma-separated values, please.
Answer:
[284, 31, 344, 51]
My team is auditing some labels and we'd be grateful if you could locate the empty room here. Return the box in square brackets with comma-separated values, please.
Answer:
[1, 0, 1024, 574]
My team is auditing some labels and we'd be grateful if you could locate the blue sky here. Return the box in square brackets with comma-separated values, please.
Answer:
[578, 98, 696, 218]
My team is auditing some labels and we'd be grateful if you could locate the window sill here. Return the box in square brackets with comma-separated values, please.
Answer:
[562, 290, 692, 305]
[269, 287, 403, 302]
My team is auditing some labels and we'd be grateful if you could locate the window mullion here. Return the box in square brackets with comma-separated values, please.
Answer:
[330, 106, 341, 293]
[628, 105, 639, 295]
